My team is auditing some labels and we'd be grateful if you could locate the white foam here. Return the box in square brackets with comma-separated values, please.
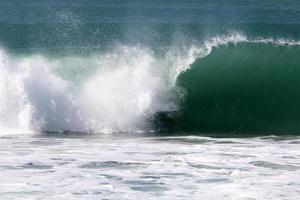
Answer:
[1, 135, 300, 199]
[0, 45, 176, 134]
[253, 37, 300, 46]
[79, 46, 164, 132]
[20, 56, 84, 132]
[0, 49, 32, 134]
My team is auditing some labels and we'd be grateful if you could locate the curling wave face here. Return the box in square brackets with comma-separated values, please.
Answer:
[176, 41, 300, 134]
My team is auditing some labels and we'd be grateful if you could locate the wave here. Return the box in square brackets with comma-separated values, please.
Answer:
[1, 33, 300, 135]
[175, 40, 300, 134]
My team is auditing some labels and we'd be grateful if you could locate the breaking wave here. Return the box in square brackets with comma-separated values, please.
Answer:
[1, 33, 300, 134]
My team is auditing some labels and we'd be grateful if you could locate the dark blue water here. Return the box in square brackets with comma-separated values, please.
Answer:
[1, 0, 300, 52]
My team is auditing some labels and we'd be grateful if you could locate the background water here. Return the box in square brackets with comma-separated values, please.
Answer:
[1, 0, 300, 199]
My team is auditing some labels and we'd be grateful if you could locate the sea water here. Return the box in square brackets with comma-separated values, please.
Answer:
[1, 134, 300, 199]
[1, 0, 300, 199]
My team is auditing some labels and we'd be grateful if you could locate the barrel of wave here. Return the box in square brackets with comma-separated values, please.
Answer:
[174, 42, 300, 135]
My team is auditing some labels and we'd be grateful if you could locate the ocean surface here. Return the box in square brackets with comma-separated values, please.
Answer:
[1, 0, 300, 199]
[1, 134, 300, 200]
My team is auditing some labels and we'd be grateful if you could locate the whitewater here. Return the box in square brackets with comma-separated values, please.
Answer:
[0, 134, 300, 200]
